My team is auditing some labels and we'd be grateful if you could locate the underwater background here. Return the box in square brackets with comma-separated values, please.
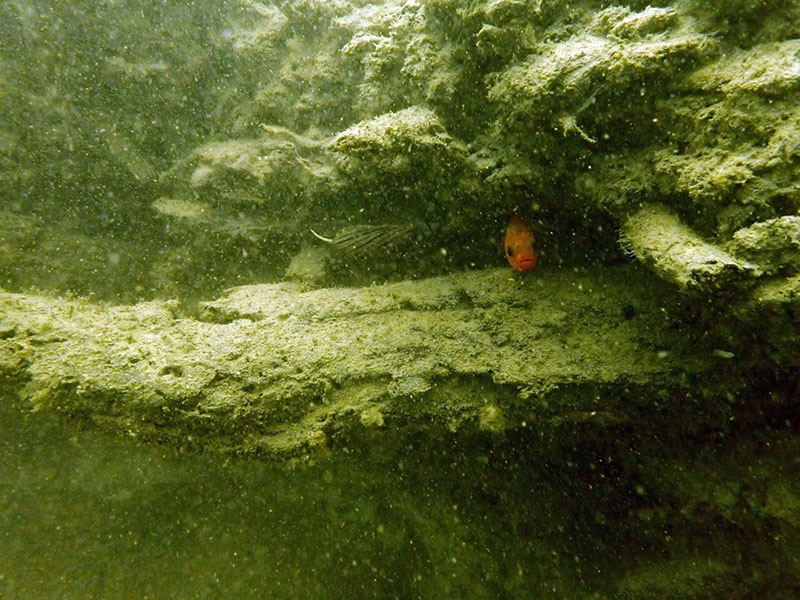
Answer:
[1, 0, 799, 597]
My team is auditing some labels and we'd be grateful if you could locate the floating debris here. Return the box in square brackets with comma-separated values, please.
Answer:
[152, 197, 211, 221]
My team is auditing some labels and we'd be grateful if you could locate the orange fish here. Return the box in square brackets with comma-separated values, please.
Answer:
[504, 214, 537, 272]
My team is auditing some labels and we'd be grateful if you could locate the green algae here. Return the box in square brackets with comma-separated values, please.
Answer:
[0, 265, 697, 460]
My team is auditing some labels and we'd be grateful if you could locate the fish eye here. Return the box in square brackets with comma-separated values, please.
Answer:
[506, 246, 514, 257]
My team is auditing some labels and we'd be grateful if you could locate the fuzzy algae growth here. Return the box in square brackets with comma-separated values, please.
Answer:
[0, 266, 699, 460]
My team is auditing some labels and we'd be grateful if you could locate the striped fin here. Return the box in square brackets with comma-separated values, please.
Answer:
[324, 224, 416, 258]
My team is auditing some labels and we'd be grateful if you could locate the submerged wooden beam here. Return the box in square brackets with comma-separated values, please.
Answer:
[0, 267, 712, 460]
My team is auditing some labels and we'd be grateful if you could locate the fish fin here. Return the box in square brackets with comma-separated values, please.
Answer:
[332, 224, 416, 257]
[310, 229, 336, 243]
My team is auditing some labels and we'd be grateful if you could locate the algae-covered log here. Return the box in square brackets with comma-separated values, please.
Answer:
[620, 203, 760, 293]
[0, 267, 714, 461]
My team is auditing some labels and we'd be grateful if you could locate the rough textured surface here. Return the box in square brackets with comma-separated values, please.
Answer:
[728, 215, 800, 274]
[2, 0, 799, 299]
[2, 0, 795, 297]
[1, 266, 704, 460]
[620, 203, 760, 293]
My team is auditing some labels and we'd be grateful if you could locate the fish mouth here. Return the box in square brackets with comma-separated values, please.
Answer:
[515, 256, 537, 271]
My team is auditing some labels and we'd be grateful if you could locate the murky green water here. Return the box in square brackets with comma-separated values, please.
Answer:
[2, 388, 592, 599]
[2, 390, 422, 598]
